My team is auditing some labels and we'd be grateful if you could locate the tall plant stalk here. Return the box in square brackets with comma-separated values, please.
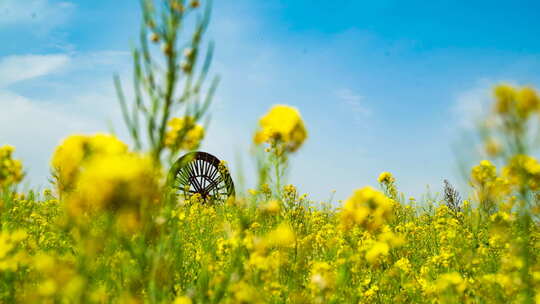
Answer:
[115, 0, 219, 166]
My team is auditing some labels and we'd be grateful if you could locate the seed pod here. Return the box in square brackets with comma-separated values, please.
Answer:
[162, 43, 173, 56]
[180, 60, 192, 73]
[150, 33, 160, 43]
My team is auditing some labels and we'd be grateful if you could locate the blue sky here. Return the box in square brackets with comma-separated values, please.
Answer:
[1, 0, 540, 201]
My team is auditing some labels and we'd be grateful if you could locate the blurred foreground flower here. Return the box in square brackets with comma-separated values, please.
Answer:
[503, 154, 540, 191]
[340, 186, 394, 231]
[0, 229, 28, 272]
[67, 153, 160, 221]
[254, 104, 307, 153]
[51, 134, 127, 194]
[494, 84, 540, 118]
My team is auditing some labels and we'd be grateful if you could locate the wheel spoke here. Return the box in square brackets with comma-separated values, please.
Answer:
[208, 165, 219, 181]
[170, 152, 235, 203]
[188, 163, 203, 192]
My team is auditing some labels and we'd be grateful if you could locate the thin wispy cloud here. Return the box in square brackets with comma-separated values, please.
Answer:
[0, 54, 70, 87]
[336, 88, 371, 123]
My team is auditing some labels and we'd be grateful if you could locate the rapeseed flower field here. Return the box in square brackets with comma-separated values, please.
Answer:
[2, 1, 540, 303]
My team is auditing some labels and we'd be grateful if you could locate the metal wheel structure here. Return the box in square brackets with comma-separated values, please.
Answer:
[168, 151, 235, 203]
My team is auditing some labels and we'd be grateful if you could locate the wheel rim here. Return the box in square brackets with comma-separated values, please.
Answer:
[169, 151, 235, 203]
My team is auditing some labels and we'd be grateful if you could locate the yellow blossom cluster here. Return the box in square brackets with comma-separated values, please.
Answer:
[377, 171, 394, 184]
[494, 84, 540, 118]
[470, 160, 511, 213]
[51, 134, 161, 230]
[471, 159, 497, 184]
[165, 116, 205, 151]
[68, 154, 159, 220]
[51, 134, 128, 193]
[503, 154, 540, 190]
[340, 186, 394, 232]
[0, 230, 28, 271]
[254, 105, 307, 153]
[309, 261, 336, 293]
[0, 145, 24, 188]
[378, 171, 398, 199]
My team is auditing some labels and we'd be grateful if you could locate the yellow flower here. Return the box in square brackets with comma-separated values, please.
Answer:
[470, 162, 512, 214]
[38, 279, 58, 296]
[263, 223, 296, 248]
[471, 160, 497, 185]
[231, 281, 261, 304]
[254, 105, 307, 152]
[503, 154, 540, 190]
[365, 241, 389, 265]
[394, 257, 411, 273]
[493, 84, 540, 118]
[189, 193, 203, 204]
[0, 230, 28, 272]
[165, 116, 205, 151]
[0, 145, 24, 188]
[309, 261, 336, 291]
[259, 200, 281, 215]
[34, 253, 55, 273]
[340, 186, 394, 231]
[116, 209, 142, 234]
[89, 285, 109, 303]
[516, 86, 540, 116]
[218, 160, 230, 177]
[51, 134, 127, 193]
[363, 285, 379, 299]
[0, 145, 14, 156]
[378, 227, 406, 248]
[173, 296, 192, 304]
[377, 172, 394, 184]
[66, 153, 160, 219]
[283, 184, 297, 197]
[435, 272, 466, 294]
[377, 171, 398, 199]
[494, 84, 516, 114]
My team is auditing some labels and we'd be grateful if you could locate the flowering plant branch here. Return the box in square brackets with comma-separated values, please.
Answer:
[115, 0, 218, 165]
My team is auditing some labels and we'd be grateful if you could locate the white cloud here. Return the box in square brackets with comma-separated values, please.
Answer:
[0, 52, 129, 188]
[336, 88, 371, 122]
[0, 90, 102, 187]
[0, 0, 74, 29]
[0, 54, 70, 87]
[0, 90, 95, 139]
